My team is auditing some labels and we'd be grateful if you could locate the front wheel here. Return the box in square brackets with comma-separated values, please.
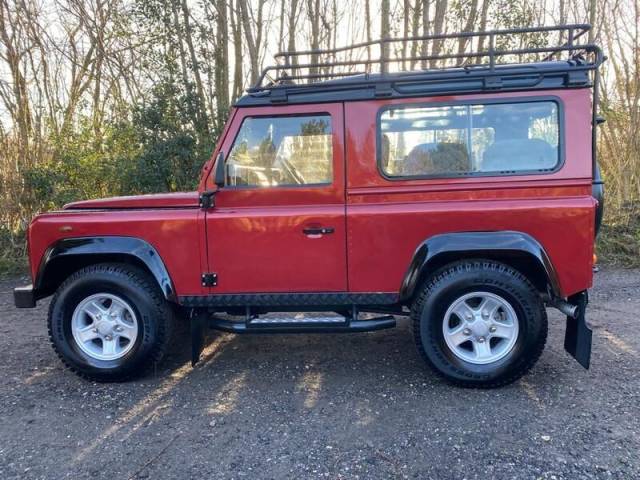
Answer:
[48, 263, 173, 382]
[411, 260, 548, 388]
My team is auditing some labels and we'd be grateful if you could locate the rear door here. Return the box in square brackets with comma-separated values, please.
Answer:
[203, 103, 347, 293]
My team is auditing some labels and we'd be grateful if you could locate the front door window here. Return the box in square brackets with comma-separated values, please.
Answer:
[227, 115, 333, 187]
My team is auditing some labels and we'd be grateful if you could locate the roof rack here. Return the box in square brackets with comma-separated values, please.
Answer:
[245, 24, 603, 103]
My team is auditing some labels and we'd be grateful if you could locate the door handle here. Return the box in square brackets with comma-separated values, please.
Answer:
[303, 227, 335, 235]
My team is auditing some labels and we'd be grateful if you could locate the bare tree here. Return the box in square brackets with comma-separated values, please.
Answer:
[420, 0, 430, 68]
[307, 0, 321, 79]
[381, 0, 390, 72]
[402, 0, 410, 69]
[430, 0, 448, 67]
[457, 0, 479, 63]
[238, 0, 264, 85]
[410, 0, 423, 68]
[476, 0, 491, 61]
[230, 0, 244, 100]
[365, 0, 372, 65]
[286, 0, 300, 78]
[214, 0, 230, 127]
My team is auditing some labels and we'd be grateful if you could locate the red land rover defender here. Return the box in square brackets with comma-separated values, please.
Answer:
[14, 25, 605, 388]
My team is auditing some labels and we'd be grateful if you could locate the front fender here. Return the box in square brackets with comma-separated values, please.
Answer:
[34, 236, 176, 302]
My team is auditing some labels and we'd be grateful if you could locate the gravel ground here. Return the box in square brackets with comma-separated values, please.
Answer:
[0, 267, 639, 480]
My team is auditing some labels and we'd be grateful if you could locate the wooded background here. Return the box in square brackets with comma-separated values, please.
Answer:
[0, 0, 638, 273]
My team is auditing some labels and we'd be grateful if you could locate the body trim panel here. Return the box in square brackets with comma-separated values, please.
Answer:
[36, 236, 176, 302]
[179, 292, 398, 308]
[398, 230, 561, 301]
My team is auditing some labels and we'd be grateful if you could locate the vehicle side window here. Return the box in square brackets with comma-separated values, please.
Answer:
[226, 114, 333, 187]
[379, 101, 560, 178]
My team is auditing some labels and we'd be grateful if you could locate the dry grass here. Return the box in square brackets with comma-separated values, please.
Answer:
[597, 205, 640, 268]
[0, 227, 28, 277]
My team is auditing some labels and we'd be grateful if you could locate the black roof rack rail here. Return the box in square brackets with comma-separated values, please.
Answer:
[240, 24, 603, 106]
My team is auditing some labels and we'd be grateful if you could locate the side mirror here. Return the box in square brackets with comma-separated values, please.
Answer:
[199, 151, 226, 210]
[214, 151, 226, 188]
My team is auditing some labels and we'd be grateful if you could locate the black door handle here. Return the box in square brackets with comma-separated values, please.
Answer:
[303, 227, 335, 235]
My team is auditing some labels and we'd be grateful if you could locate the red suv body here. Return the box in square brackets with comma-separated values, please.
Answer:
[14, 26, 604, 387]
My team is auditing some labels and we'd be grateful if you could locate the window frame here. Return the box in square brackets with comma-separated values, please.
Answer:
[223, 112, 335, 190]
[376, 96, 565, 181]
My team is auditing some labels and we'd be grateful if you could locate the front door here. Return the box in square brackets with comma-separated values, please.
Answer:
[203, 103, 347, 293]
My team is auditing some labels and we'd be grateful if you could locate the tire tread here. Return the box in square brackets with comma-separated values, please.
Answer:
[47, 262, 172, 382]
[411, 260, 548, 388]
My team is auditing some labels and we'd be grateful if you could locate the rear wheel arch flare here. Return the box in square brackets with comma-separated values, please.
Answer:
[399, 231, 561, 303]
[35, 236, 176, 302]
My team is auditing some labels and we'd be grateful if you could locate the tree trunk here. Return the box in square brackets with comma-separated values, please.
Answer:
[307, 0, 321, 80]
[421, 0, 430, 69]
[456, 0, 479, 64]
[588, 0, 597, 43]
[238, 0, 260, 86]
[476, 0, 490, 63]
[410, 0, 422, 69]
[180, 0, 210, 133]
[381, 0, 390, 73]
[365, 0, 372, 67]
[230, 0, 244, 100]
[402, 0, 410, 70]
[214, 0, 230, 128]
[170, 0, 191, 98]
[430, 0, 447, 68]
[287, 0, 300, 78]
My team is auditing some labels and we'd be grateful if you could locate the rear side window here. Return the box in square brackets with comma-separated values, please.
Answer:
[379, 101, 560, 178]
[227, 114, 332, 187]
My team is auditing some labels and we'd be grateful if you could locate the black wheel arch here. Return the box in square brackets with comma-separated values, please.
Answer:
[399, 231, 560, 304]
[34, 236, 176, 303]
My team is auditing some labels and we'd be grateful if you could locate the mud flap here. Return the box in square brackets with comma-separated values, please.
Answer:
[564, 291, 592, 369]
[191, 310, 207, 366]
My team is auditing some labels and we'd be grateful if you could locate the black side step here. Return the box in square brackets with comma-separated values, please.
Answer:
[210, 316, 396, 334]
[191, 306, 396, 364]
[209, 305, 396, 334]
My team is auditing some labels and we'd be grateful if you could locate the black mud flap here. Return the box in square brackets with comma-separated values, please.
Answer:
[191, 310, 208, 366]
[564, 291, 592, 369]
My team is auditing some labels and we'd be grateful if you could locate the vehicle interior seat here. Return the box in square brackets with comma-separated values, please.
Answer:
[482, 139, 556, 172]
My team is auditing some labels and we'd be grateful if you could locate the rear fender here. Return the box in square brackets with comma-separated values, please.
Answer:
[398, 231, 561, 303]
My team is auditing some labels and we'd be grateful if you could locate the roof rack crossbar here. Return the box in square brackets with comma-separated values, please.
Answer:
[273, 24, 591, 59]
[264, 44, 599, 74]
[252, 24, 602, 92]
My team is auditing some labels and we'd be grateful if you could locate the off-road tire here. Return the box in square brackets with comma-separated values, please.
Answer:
[48, 263, 172, 382]
[411, 260, 547, 388]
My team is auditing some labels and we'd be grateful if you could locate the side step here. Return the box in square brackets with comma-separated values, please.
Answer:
[191, 307, 396, 364]
[210, 308, 396, 334]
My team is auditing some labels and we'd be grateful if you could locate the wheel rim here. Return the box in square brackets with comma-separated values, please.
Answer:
[442, 291, 519, 365]
[71, 293, 139, 361]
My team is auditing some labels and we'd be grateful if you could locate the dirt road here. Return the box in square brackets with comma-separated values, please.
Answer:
[0, 268, 638, 479]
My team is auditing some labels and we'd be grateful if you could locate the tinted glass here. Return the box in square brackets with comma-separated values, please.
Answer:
[227, 115, 332, 187]
[379, 101, 560, 177]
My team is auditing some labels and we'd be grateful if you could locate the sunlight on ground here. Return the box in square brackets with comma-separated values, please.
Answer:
[24, 366, 56, 385]
[207, 372, 248, 416]
[74, 333, 232, 462]
[600, 329, 636, 356]
[519, 379, 544, 410]
[298, 370, 323, 409]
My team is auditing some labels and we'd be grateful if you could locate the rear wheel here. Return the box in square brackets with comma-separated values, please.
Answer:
[411, 260, 547, 388]
[48, 263, 172, 382]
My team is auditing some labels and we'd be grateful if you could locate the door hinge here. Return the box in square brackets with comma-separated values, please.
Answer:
[201, 273, 218, 287]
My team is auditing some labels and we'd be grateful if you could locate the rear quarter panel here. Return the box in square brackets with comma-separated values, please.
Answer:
[345, 88, 595, 297]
